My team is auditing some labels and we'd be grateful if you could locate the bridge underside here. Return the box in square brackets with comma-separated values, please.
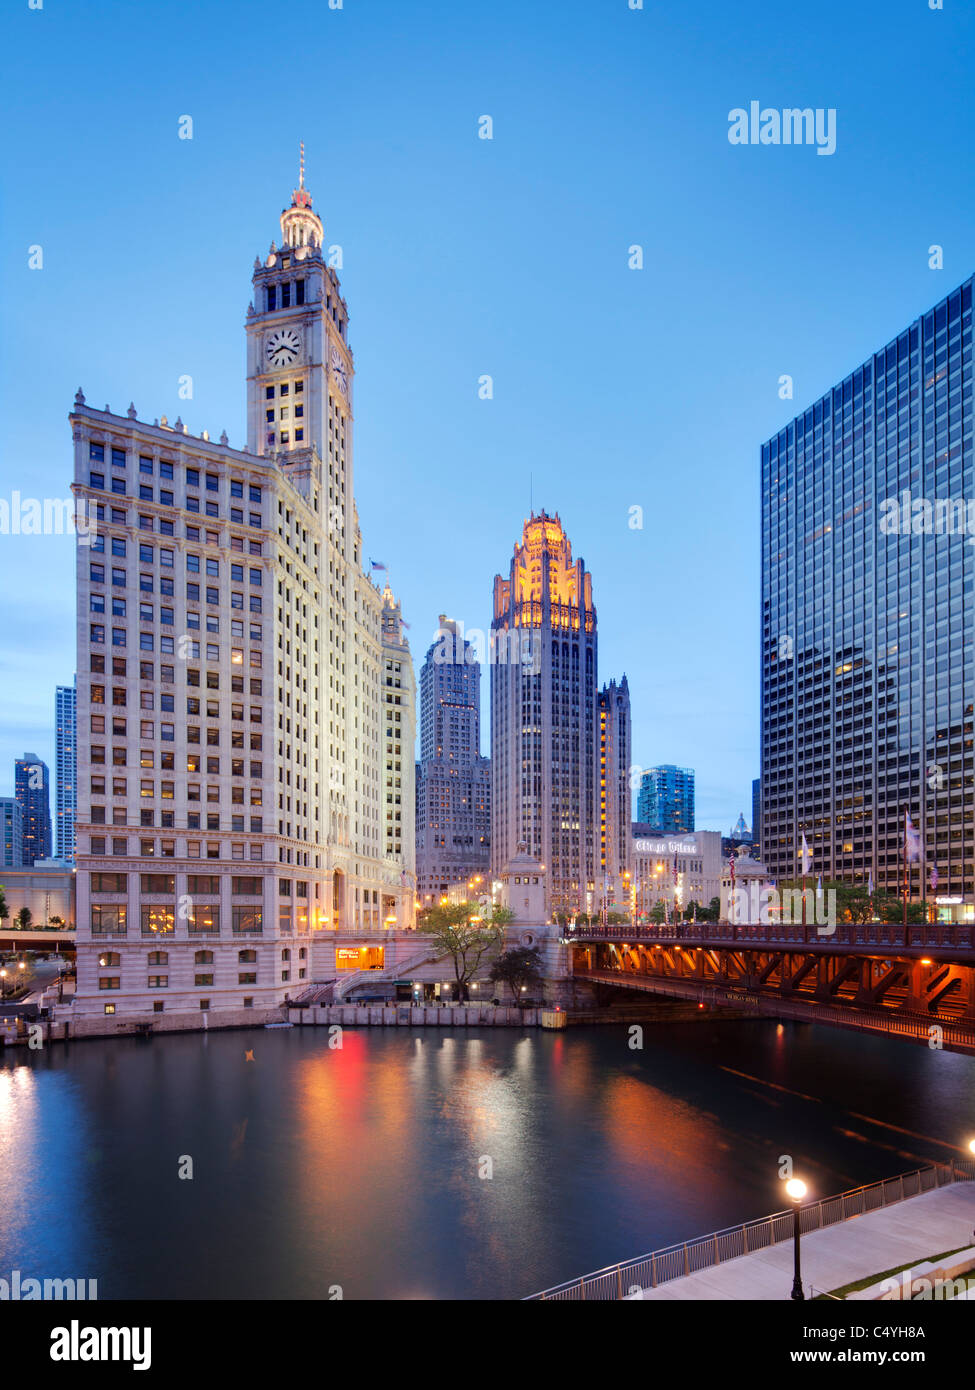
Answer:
[573, 940, 975, 1056]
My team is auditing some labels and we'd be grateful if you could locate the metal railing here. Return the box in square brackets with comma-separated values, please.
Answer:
[565, 922, 975, 951]
[524, 1160, 975, 1301]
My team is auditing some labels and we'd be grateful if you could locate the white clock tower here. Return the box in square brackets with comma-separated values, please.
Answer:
[245, 147, 354, 546]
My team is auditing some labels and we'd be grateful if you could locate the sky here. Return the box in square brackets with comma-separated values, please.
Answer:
[0, 0, 973, 833]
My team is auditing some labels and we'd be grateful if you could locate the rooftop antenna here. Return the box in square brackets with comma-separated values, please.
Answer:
[299, 140, 305, 190]
[530, 471, 533, 517]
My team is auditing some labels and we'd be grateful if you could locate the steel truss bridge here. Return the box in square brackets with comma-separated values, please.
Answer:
[567, 920, 975, 1055]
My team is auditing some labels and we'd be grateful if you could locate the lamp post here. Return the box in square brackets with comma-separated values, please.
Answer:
[785, 1178, 807, 1300]
[0, 968, 6, 999]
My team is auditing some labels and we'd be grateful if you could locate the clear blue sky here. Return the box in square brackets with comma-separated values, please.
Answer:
[1, 0, 973, 833]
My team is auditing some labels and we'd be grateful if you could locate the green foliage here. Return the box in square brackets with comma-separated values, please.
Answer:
[417, 901, 511, 987]
[15, 907, 32, 931]
[489, 946, 543, 1001]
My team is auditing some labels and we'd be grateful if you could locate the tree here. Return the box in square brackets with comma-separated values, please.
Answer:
[15, 907, 32, 931]
[48, 915, 65, 930]
[649, 900, 667, 924]
[417, 901, 512, 999]
[489, 946, 543, 1003]
[0, 886, 7, 926]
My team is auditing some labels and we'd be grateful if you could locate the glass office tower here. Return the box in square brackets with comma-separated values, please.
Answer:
[636, 765, 695, 835]
[761, 277, 973, 913]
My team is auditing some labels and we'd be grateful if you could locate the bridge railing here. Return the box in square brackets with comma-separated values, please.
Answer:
[524, 1159, 975, 1301]
[564, 922, 974, 951]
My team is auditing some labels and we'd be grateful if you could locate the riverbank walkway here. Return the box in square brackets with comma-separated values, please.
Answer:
[630, 1182, 975, 1299]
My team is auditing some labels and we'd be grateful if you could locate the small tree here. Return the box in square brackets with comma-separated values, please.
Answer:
[48, 915, 65, 930]
[0, 886, 7, 926]
[15, 907, 32, 931]
[418, 901, 512, 999]
[489, 946, 543, 1002]
[649, 900, 667, 924]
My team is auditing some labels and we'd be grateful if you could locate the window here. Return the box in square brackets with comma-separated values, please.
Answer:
[195, 974, 214, 987]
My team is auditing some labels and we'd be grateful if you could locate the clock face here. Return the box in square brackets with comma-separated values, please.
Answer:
[330, 348, 349, 395]
[266, 328, 301, 367]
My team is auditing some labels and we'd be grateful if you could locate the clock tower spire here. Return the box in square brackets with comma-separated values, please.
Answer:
[245, 153, 354, 549]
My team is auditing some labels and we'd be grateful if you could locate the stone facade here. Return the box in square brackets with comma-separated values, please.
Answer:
[61, 165, 414, 1025]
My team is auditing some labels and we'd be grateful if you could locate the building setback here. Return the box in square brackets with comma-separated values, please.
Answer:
[414, 617, 490, 904]
[491, 512, 629, 917]
[66, 166, 414, 1024]
[55, 680, 78, 862]
[15, 753, 52, 866]
[761, 276, 973, 911]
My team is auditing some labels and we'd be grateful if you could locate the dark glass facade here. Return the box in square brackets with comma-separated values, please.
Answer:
[761, 277, 974, 906]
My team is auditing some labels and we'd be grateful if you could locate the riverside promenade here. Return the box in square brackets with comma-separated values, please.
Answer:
[631, 1181, 975, 1300]
[527, 1162, 975, 1300]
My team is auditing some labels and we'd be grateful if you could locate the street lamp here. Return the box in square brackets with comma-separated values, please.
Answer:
[0, 968, 6, 998]
[785, 1178, 807, 1300]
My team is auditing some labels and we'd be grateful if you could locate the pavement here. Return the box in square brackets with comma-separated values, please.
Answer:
[631, 1182, 975, 1299]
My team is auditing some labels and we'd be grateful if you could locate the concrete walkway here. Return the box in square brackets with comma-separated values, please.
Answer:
[632, 1182, 975, 1299]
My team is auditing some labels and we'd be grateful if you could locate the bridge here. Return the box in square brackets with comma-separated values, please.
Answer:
[566, 920, 975, 1055]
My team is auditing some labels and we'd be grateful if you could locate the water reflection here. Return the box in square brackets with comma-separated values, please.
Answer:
[0, 1020, 971, 1299]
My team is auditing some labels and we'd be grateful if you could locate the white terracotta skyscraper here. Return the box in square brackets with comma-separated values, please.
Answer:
[66, 160, 414, 1029]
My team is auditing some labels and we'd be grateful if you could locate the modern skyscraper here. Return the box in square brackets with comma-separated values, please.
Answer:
[761, 276, 972, 909]
[55, 679, 78, 862]
[636, 765, 695, 835]
[15, 753, 52, 865]
[415, 617, 490, 903]
[0, 797, 23, 870]
[68, 161, 414, 1024]
[491, 512, 629, 916]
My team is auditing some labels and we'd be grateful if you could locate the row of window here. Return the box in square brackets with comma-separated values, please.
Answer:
[89, 836, 264, 860]
[90, 547, 263, 582]
[90, 443, 263, 501]
[91, 905, 263, 934]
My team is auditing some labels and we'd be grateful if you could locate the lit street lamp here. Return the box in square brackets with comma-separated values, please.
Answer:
[0, 968, 6, 999]
[785, 1178, 807, 1300]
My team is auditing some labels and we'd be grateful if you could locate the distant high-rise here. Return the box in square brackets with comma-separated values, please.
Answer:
[491, 512, 629, 916]
[761, 276, 973, 909]
[636, 765, 695, 835]
[0, 797, 23, 870]
[55, 680, 78, 862]
[729, 811, 752, 843]
[15, 753, 52, 866]
[415, 617, 490, 902]
[598, 677, 631, 909]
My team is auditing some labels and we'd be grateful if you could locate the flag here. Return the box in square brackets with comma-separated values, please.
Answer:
[867, 871, 874, 896]
[370, 559, 387, 571]
[929, 864, 939, 893]
[904, 813, 921, 863]
[816, 874, 822, 896]
[800, 833, 812, 877]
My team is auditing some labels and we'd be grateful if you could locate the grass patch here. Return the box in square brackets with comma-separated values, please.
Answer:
[816, 1245, 970, 1300]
